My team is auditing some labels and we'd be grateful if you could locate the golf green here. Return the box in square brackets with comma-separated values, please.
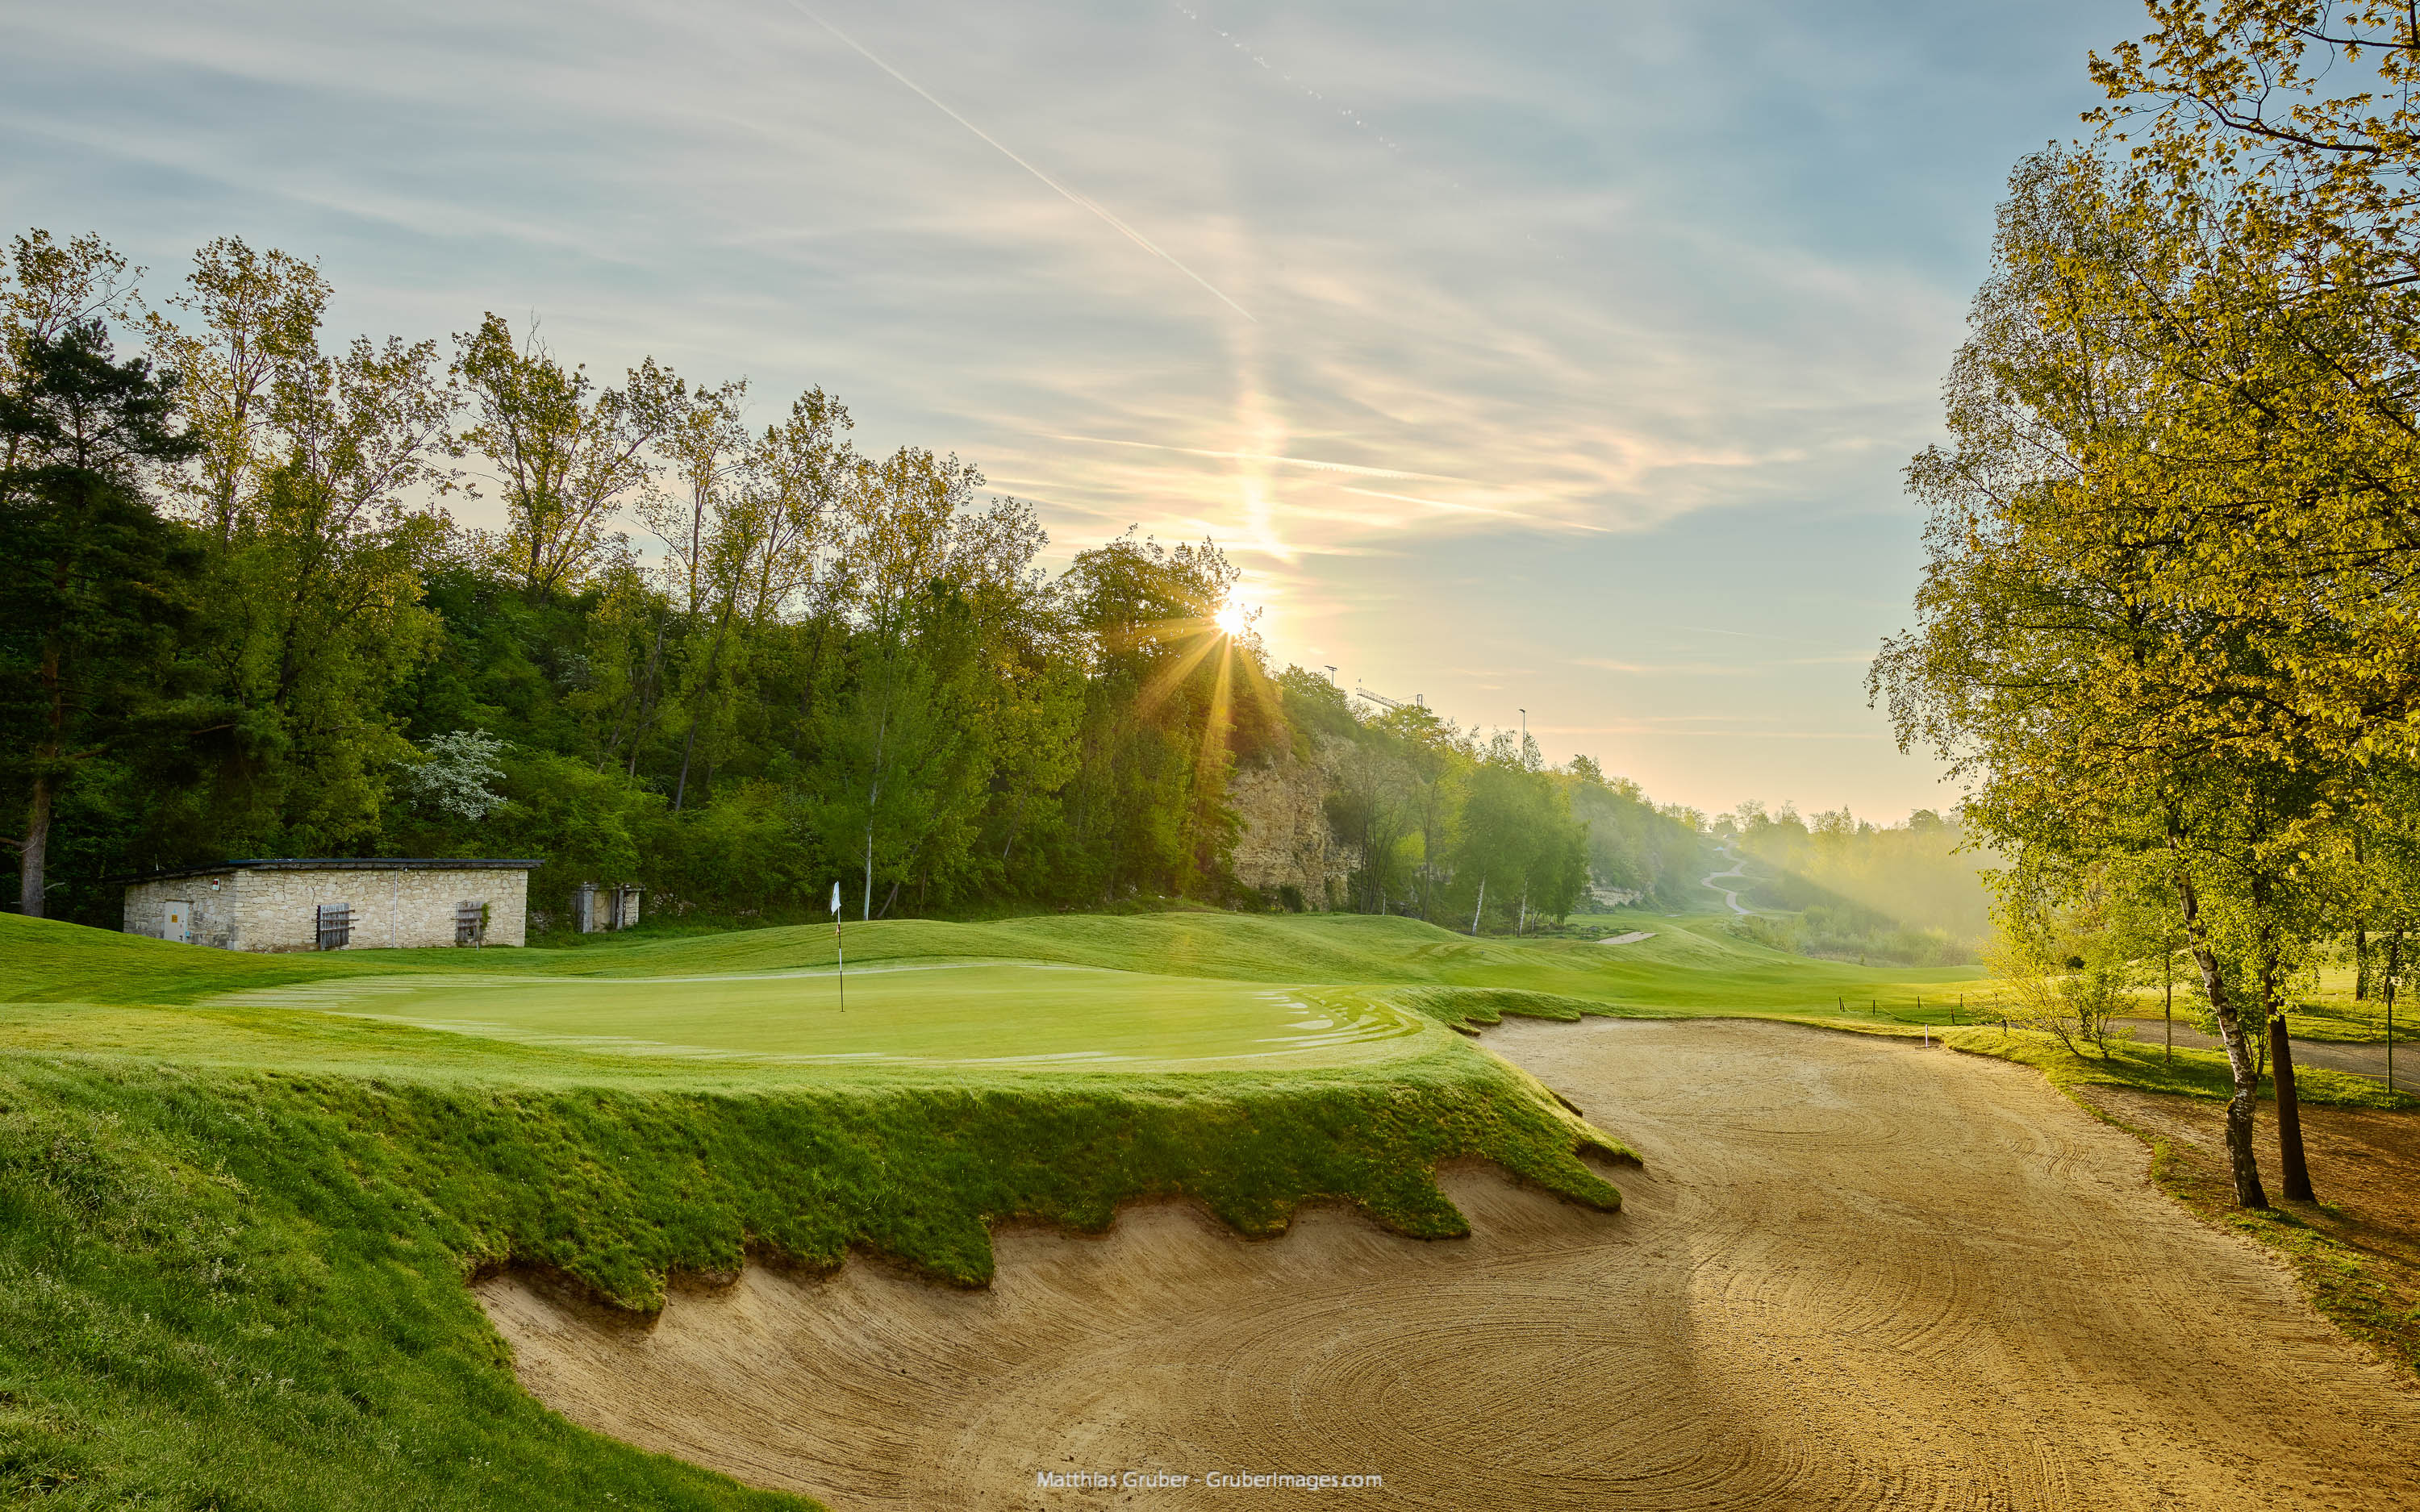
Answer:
[208, 960, 1439, 1068]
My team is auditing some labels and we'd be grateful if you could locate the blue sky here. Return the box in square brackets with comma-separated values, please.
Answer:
[2, 0, 2131, 818]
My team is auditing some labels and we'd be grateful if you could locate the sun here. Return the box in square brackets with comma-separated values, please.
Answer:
[1212, 601, 1249, 637]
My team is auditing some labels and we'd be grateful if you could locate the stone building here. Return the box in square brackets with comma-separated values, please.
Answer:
[119, 858, 541, 952]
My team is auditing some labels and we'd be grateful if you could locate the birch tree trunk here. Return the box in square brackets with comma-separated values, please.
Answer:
[2171, 831, 2268, 1209]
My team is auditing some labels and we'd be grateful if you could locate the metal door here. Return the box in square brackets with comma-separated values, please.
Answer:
[164, 901, 192, 943]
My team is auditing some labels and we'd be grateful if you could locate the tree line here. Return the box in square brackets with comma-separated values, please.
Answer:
[0, 229, 1600, 931]
[1721, 804, 1990, 967]
[1876, 2, 2420, 1210]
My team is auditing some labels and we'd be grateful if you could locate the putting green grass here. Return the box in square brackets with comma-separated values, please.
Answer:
[215, 963, 1432, 1069]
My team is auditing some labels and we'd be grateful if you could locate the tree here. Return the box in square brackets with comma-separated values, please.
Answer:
[1, 231, 144, 367]
[144, 237, 328, 546]
[1985, 851, 2134, 1061]
[148, 247, 460, 855]
[640, 376, 750, 810]
[1056, 533, 1270, 902]
[1450, 733, 1586, 933]
[2, 231, 146, 506]
[2080, 6, 2420, 778]
[453, 314, 680, 594]
[0, 323, 201, 914]
[394, 729, 507, 825]
[1871, 149, 2309, 1207]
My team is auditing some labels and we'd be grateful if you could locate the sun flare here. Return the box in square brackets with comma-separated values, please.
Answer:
[1213, 602, 1249, 637]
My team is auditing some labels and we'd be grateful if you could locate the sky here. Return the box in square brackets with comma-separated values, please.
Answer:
[2, 0, 2134, 821]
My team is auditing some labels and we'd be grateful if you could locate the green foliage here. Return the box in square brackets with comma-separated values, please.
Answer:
[1308, 696, 1592, 931]
[0, 228, 1671, 945]
[0, 318, 206, 922]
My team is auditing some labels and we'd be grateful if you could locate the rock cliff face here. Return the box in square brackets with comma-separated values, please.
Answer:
[1227, 744, 1358, 907]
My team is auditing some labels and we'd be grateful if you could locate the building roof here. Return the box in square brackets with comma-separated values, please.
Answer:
[114, 857, 545, 886]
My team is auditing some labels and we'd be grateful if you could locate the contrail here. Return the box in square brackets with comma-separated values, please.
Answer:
[782, 2, 1256, 323]
[1048, 434, 1473, 484]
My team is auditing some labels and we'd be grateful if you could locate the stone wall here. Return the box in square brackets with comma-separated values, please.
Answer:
[122, 866, 529, 952]
[123, 871, 243, 948]
[1227, 744, 1358, 908]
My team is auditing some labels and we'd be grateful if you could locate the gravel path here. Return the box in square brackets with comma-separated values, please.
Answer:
[481, 1019, 2420, 1510]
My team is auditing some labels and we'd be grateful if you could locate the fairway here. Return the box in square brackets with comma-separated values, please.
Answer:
[208, 960, 1439, 1069]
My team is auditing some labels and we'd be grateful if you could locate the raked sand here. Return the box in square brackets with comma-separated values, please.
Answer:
[479, 1018, 2420, 1510]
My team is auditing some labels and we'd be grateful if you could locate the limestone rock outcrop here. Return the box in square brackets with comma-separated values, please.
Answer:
[1227, 744, 1358, 907]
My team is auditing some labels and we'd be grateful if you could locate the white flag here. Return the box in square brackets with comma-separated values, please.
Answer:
[830, 881, 842, 915]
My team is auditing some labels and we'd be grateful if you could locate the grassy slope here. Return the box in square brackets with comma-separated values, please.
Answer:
[0, 914, 1626, 1510]
[4, 905, 1987, 1023]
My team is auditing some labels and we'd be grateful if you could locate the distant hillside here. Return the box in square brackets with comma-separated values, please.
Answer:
[1561, 765, 1716, 908]
[1724, 805, 1992, 967]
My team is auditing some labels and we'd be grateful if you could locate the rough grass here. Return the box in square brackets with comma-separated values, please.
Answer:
[0, 913, 1628, 1510]
[2273, 989, 2419, 1047]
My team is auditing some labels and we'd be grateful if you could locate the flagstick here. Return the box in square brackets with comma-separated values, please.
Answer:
[831, 881, 846, 1013]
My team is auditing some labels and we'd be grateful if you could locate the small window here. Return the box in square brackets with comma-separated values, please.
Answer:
[315, 903, 353, 952]
[455, 901, 486, 947]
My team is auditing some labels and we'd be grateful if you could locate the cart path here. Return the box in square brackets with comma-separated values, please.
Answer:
[1701, 845, 1753, 914]
[480, 1018, 2420, 1510]
[2117, 1014, 2406, 1083]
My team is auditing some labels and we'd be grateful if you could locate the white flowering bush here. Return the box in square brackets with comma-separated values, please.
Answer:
[395, 730, 508, 823]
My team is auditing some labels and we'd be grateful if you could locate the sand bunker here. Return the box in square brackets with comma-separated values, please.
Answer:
[479, 1019, 2420, 1510]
